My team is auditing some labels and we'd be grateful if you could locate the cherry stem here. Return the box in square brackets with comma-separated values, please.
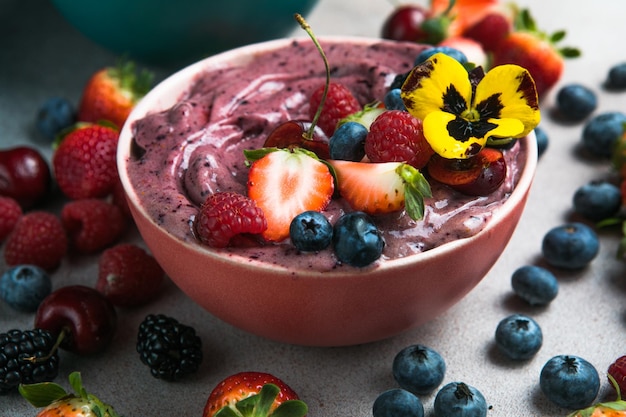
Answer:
[22, 327, 67, 364]
[295, 13, 330, 141]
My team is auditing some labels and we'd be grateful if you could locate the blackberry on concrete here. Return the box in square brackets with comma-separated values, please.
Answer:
[136, 314, 202, 382]
[0, 328, 60, 394]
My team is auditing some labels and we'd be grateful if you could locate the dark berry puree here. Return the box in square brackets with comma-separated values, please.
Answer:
[127, 39, 527, 272]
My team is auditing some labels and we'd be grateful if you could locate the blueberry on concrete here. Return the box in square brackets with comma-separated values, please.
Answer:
[511, 265, 558, 306]
[581, 112, 626, 158]
[373, 388, 424, 417]
[541, 222, 599, 269]
[289, 211, 333, 252]
[555, 84, 597, 121]
[607, 62, 626, 89]
[329, 121, 367, 162]
[392, 344, 446, 395]
[434, 382, 488, 417]
[534, 126, 549, 158]
[332, 212, 384, 267]
[572, 181, 622, 222]
[0, 264, 52, 312]
[540, 355, 600, 409]
[35, 97, 76, 140]
[494, 313, 543, 360]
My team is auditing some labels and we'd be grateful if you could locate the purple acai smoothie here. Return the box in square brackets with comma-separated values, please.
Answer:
[126, 39, 528, 272]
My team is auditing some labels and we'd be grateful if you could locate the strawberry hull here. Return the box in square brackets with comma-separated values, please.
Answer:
[119, 37, 537, 346]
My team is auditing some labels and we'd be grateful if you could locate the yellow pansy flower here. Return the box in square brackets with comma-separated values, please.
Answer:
[401, 52, 541, 159]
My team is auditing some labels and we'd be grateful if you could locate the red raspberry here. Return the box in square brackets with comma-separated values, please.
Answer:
[96, 243, 165, 307]
[4, 211, 68, 271]
[608, 355, 626, 395]
[309, 83, 362, 137]
[365, 110, 434, 169]
[111, 178, 132, 218]
[52, 123, 120, 200]
[61, 198, 127, 254]
[194, 192, 267, 248]
[0, 196, 23, 242]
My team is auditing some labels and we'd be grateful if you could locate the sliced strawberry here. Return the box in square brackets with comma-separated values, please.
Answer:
[328, 160, 431, 220]
[247, 148, 334, 242]
[203, 371, 307, 417]
[77, 60, 153, 129]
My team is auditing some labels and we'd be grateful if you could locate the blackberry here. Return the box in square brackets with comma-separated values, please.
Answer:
[136, 314, 203, 381]
[0, 328, 60, 394]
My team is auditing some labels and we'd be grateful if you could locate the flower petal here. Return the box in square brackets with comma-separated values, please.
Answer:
[423, 111, 489, 159]
[401, 53, 473, 121]
[475, 64, 541, 138]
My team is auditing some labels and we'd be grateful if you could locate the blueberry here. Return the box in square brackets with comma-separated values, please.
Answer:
[332, 212, 384, 267]
[607, 62, 626, 89]
[494, 314, 543, 360]
[511, 265, 558, 306]
[415, 46, 468, 65]
[35, 97, 76, 140]
[581, 111, 626, 158]
[540, 355, 600, 409]
[384, 88, 406, 111]
[541, 222, 599, 269]
[373, 388, 424, 417]
[534, 126, 549, 158]
[392, 344, 446, 395]
[555, 84, 597, 121]
[0, 265, 52, 312]
[434, 382, 488, 417]
[289, 211, 333, 252]
[572, 181, 622, 222]
[329, 121, 367, 162]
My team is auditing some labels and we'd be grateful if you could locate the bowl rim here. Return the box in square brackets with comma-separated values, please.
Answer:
[117, 36, 538, 278]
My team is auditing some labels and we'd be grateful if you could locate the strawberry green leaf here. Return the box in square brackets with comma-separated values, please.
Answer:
[396, 163, 432, 220]
[18, 381, 68, 407]
[271, 399, 309, 417]
[247, 383, 278, 416]
[244, 147, 281, 164]
[214, 406, 241, 417]
[550, 30, 566, 43]
[69, 371, 86, 398]
[559, 47, 581, 58]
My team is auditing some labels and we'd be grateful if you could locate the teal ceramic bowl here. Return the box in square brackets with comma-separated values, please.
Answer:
[51, 0, 319, 67]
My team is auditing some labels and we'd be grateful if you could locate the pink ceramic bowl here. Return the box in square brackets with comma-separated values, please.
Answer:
[117, 37, 538, 347]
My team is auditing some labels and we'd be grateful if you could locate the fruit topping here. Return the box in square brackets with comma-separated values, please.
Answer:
[0, 329, 60, 394]
[540, 355, 600, 410]
[494, 313, 543, 361]
[3, 211, 68, 272]
[202, 371, 307, 417]
[246, 148, 334, 242]
[77, 60, 153, 129]
[96, 243, 165, 307]
[289, 210, 333, 252]
[332, 211, 385, 267]
[392, 344, 446, 395]
[35, 285, 117, 355]
[433, 381, 488, 417]
[608, 356, 626, 397]
[52, 123, 120, 200]
[20, 371, 121, 417]
[0, 265, 52, 312]
[136, 314, 203, 381]
[541, 223, 599, 269]
[0, 146, 52, 210]
[263, 120, 330, 160]
[328, 121, 368, 162]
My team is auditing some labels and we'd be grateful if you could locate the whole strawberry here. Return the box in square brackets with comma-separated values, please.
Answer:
[61, 198, 127, 254]
[0, 196, 22, 242]
[203, 371, 307, 417]
[53, 123, 120, 200]
[491, 9, 580, 98]
[96, 243, 165, 307]
[20, 371, 121, 417]
[4, 211, 67, 272]
[309, 82, 362, 137]
[78, 60, 153, 129]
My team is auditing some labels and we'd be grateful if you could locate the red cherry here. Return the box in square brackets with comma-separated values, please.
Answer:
[381, 5, 431, 43]
[263, 120, 330, 160]
[0, 146, 51, 209]
[34, 285, 117, 355]
[427, 147, 507, 196]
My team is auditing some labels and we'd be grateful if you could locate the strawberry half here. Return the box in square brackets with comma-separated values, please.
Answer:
[328, 160, 431, 220]
[203, 371, 307, 417]
[246, 148, 334, 242]
[77, 60, 153, 129]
